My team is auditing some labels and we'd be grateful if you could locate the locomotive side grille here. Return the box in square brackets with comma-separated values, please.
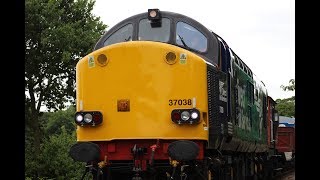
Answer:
[207, 65, 221, 149]
[207, 66, 213, 125]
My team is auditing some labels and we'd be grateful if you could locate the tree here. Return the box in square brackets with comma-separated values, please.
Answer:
[26, 106, 81, 178]
[276, 79, 295, 117]
[25, 0, 107, 175]
[26, 127, 85, 179]
[275, 97, 295, 117]
[43, 106, 77, 137]
[280, 79, 295, 91]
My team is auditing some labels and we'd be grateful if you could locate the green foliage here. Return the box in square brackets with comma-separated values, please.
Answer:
[43, 106, 76, 137]
[26, 107, 84, 179]
[276, 79, 295, 117]
[275, 97, 295, 117]
[280, 79, 295, 92]
[39, 127, 84, 179]
[25, 0, 107, 112]
[25, 141, 41, 178]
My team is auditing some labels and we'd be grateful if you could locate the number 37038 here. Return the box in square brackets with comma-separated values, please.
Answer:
[169, 99, 192, 106]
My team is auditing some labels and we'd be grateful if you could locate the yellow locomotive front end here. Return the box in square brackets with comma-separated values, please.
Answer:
[76, 41, 208, 141]
[69, 9, 216, 179]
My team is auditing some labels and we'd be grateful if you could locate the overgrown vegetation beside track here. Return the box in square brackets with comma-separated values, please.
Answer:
[25, 107, 86, 179]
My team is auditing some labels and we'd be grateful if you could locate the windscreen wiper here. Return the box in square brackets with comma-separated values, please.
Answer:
[178, 34, 191, 50]
[178, 34, 190, 49]
[125, 36, 131, 41]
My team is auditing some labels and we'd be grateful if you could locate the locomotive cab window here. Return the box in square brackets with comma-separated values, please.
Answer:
[138, 18, 171, 42]
[104, 24, 133, 46]
[176, 22, 208, 53]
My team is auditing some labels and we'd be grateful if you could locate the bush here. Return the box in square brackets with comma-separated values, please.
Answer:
[43, 106, 77, 137]
[37, 127, 84, 179]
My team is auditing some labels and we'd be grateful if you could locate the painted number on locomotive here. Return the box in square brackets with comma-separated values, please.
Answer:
[169, 99, 192, 106]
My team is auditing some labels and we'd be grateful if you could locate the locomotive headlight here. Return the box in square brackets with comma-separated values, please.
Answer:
[84, 113, 93, 123]
[76, 114, 83, 122]
[181, 111, 190, 121]
[148, 9, 161, 21]
[191, 111, 199, 119]
[149, 10, 157, 18]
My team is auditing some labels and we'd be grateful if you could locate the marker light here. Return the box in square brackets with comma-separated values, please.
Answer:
[171, 109, 201, 125]
[76, 114, 83, 122]
[181, 111, 190, 121]
[75, 111, 103, 126]
[84, 113, 93, 123]
[97, 54, 108, 66]
[165, 52, 177, 65]
[93, 113, 103, 124]
[191, 112, 199, 119]
[172, 112, 181, 121]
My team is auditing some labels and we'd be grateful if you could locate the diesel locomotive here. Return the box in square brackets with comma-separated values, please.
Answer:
[69, 9, 292, 180]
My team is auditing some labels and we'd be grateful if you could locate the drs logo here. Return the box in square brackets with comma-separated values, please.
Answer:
[169, 99, 192, 106]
